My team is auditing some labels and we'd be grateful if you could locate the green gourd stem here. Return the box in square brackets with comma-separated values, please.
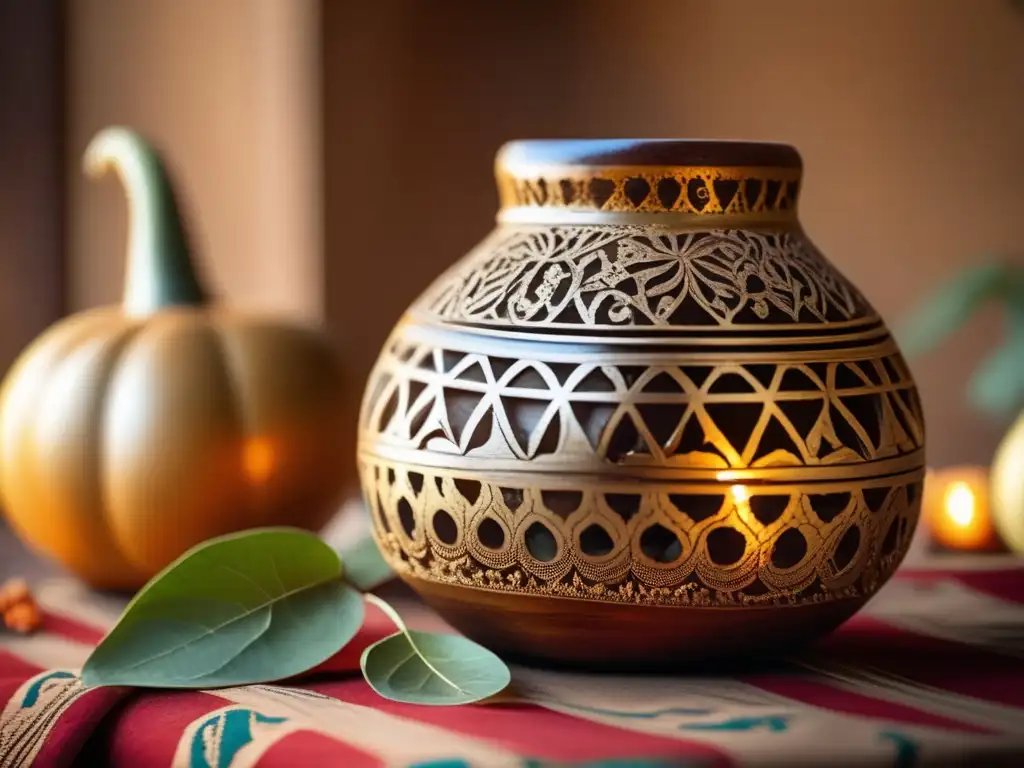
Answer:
[84, 127, 208, 315]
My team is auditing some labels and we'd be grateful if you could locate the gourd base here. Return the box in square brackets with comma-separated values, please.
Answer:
[407, 576, 864, 671]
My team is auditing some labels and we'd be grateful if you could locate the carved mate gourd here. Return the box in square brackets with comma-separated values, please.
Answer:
[0, 128, 348, 589]
[358, 139, 926, 666]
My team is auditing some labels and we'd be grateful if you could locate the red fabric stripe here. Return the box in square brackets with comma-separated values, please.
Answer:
[897, 570, 1024, 605]
[39, 610, 105, 646]
[258, 730, 383, 768]
[309, 677, 731, 766]
[819, 616, 1024, 709]
[0, 648, 43, 679]
[744, 673, 991, 734]
[32, 686, 130, 768]
[81, 691, 227, 766]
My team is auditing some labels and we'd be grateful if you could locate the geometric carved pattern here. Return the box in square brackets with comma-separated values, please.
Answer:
[496, 165, 801, 216]
[363, 339, 924, 470]
[425, 227, 874, 329]
[361, 460, 922, 608]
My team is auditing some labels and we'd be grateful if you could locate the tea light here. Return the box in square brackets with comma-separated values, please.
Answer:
[922, 466, 1004, 552]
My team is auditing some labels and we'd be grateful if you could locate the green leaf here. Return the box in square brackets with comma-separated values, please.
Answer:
[360, 594, 510, 705]
[337, 534, 394, 591]
[82, 527, 364, 689]
[896, 262, 1012, 358]
[969, 337, 1024, 419]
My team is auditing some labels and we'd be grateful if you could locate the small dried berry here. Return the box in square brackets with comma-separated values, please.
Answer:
[0, 579, 30, 614]
[4, 601, 42, 634]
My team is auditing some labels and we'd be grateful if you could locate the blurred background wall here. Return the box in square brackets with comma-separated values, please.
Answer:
[323, 0, 1024, 471]
[3, 0, 1021, 492]
[0, 2, 64, 378]
[67, 0, 322, 321]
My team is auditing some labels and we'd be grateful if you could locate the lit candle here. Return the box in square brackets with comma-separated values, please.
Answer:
[922, 466, 1004, 552]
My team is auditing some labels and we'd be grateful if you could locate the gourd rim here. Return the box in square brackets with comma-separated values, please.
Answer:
[497, 139, 802, 172]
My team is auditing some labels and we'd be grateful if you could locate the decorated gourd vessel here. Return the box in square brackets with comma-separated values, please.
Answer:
[358, 139, 925, 667]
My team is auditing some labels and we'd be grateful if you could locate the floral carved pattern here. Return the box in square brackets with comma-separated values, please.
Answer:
[425, 227, 874, 329]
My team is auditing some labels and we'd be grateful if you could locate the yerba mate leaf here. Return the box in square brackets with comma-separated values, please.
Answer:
[82, 528, 364, 688]
[337, 534, 394, 591]
[360, 594, 509, 705]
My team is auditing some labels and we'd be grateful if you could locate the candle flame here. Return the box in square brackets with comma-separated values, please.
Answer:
[944, 481, 976, 529]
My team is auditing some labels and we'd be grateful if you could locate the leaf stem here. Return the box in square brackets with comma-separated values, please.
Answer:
[363, 593, 471, 695]
[363, 593, 407, 633]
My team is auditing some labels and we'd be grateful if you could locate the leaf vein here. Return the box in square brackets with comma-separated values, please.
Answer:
[218, 564, 273, 601]
[112, 577, 336, 674]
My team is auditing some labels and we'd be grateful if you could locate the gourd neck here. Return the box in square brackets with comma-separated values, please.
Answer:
[84, 127, 208, 315]
[494, 139, 803, 228]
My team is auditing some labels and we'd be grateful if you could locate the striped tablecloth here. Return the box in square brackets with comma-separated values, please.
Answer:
[2, 558, 1024, 767]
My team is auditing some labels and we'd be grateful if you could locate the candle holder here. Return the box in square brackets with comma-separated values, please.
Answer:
[922, 466, 1006, 554]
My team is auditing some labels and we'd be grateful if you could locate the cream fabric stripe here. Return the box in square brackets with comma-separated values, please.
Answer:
[0, 633, 90, 671]
[861, 576, 1024, 658]
[32, 579, 124, 632]
[796, 656, 1024, 736]
[512, 666, 1007, 767]
[203, 684, 524, 766]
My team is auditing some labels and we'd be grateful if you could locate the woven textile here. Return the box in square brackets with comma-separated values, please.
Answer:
[2, 561, 1024, 767]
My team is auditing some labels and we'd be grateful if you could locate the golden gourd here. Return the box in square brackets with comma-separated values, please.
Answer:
[0, 128, 348, 590]
[992, 412, 1024, 553]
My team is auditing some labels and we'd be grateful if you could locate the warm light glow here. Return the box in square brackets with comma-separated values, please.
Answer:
[730, 483, 751, 525]
[944, 481, 976, 529]
[243, 437, 276, 484]
[923, 466, 999, 552]
[731, 484, 750, 504]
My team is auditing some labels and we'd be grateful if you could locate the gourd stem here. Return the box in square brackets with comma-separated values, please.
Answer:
[84, 127, 208, 314]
